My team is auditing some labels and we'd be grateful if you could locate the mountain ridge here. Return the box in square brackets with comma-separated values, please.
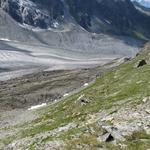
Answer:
[133, 0, 150, 8]
[1, 0, 150, 39]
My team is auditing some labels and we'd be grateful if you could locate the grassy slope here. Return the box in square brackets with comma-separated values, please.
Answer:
[1, 44, 150, 149]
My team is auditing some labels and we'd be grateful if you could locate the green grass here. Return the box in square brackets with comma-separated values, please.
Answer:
[123, 130, 150, 150]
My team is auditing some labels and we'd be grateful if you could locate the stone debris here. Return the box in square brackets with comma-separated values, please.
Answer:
[5, 123, 76, 149]
[124, 57, 131, 62]
[101, 116, 114, 122]
[145, 109, 150, 114]
[144, 126, 150, 134]
[142, 97, 150, 103]
[118, 143, 127, 149]
[76, 94, 90, 105]
[102, 126, 125, 141]
[44, 140, 65, 150]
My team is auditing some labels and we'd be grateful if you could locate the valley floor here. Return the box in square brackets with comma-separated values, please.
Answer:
[0, 33, 141, 81]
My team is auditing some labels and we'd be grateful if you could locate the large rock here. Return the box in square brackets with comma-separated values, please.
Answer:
[137, 59, 147, 68]
[97, 133, 114, 142]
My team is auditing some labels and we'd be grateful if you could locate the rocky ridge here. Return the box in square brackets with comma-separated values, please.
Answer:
[0, 0, 150, 38]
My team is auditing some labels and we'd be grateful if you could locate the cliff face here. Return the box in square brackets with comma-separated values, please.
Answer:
[66, 0, 150, 35]
[0, 0, 150, 37]
[0, 0, 64, 28]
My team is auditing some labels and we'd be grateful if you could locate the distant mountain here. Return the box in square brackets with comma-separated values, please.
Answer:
[66, 0, 150, 37]
[133, 1, 150, 15]
[0, 0, 150, 39]
[132, 0, 150, 8]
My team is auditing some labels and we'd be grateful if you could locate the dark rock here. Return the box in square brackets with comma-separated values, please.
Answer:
[77, 94, 90, 105]
[124, 57, 131, 62]
[98, 133, 114, 142]
[136, 53, 140, 57]
[105, 133, 114, 142]
[101, 126, 125, 141]
[137, 59, 147, 68]
[80, 99, 89, 104]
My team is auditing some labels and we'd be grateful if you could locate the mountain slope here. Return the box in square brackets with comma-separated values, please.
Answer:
[0, 0, 65, 29]
[0, 43, 150, 149]
[0, 8, 39, 43]
[66, 0, 150, 36]
[1, 0, 150, 39]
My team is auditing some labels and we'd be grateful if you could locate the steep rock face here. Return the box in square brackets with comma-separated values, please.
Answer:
[66, 0, 150, 35]
[0, 8, 39, 43]
[0, 0, 64, 28]
[0, 0, 150, 38]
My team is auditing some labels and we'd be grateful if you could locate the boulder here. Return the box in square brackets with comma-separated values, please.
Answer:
[124, 57, 131, 62]
[97, 133, 114, 142]
[137, 59, 147, 68]
[136, 53, 140, 57]
[105, 133, 114, 142]
[101, 126, 125, 141]
[76, 94, 90, 105]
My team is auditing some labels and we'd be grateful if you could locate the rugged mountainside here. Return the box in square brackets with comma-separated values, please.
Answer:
[66, 0, 150, 35]
[0, 0, 150, 149]
[0, 0, 65, 29]
[0, 43, 150, 150]
[0, 8, 39, 43]
[0, 0, 150, 38]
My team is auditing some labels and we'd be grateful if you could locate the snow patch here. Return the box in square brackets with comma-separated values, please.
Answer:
[28, 103, 47, 110]
[63, 93, 69, 97]
[52, 21, 59, 28]
[0, 38, 11, 42]
[83, 83, 89, 87]
[105, 19, 111, 25]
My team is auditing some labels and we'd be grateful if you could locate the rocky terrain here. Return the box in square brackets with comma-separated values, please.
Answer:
[0, 43, 150, 150]
[0, 57, 126, 111]
[0, 0, 149, 80]
[0, 34, 143, 81]
[1, 0, 150, 36]
[0, 0, 150, 149]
